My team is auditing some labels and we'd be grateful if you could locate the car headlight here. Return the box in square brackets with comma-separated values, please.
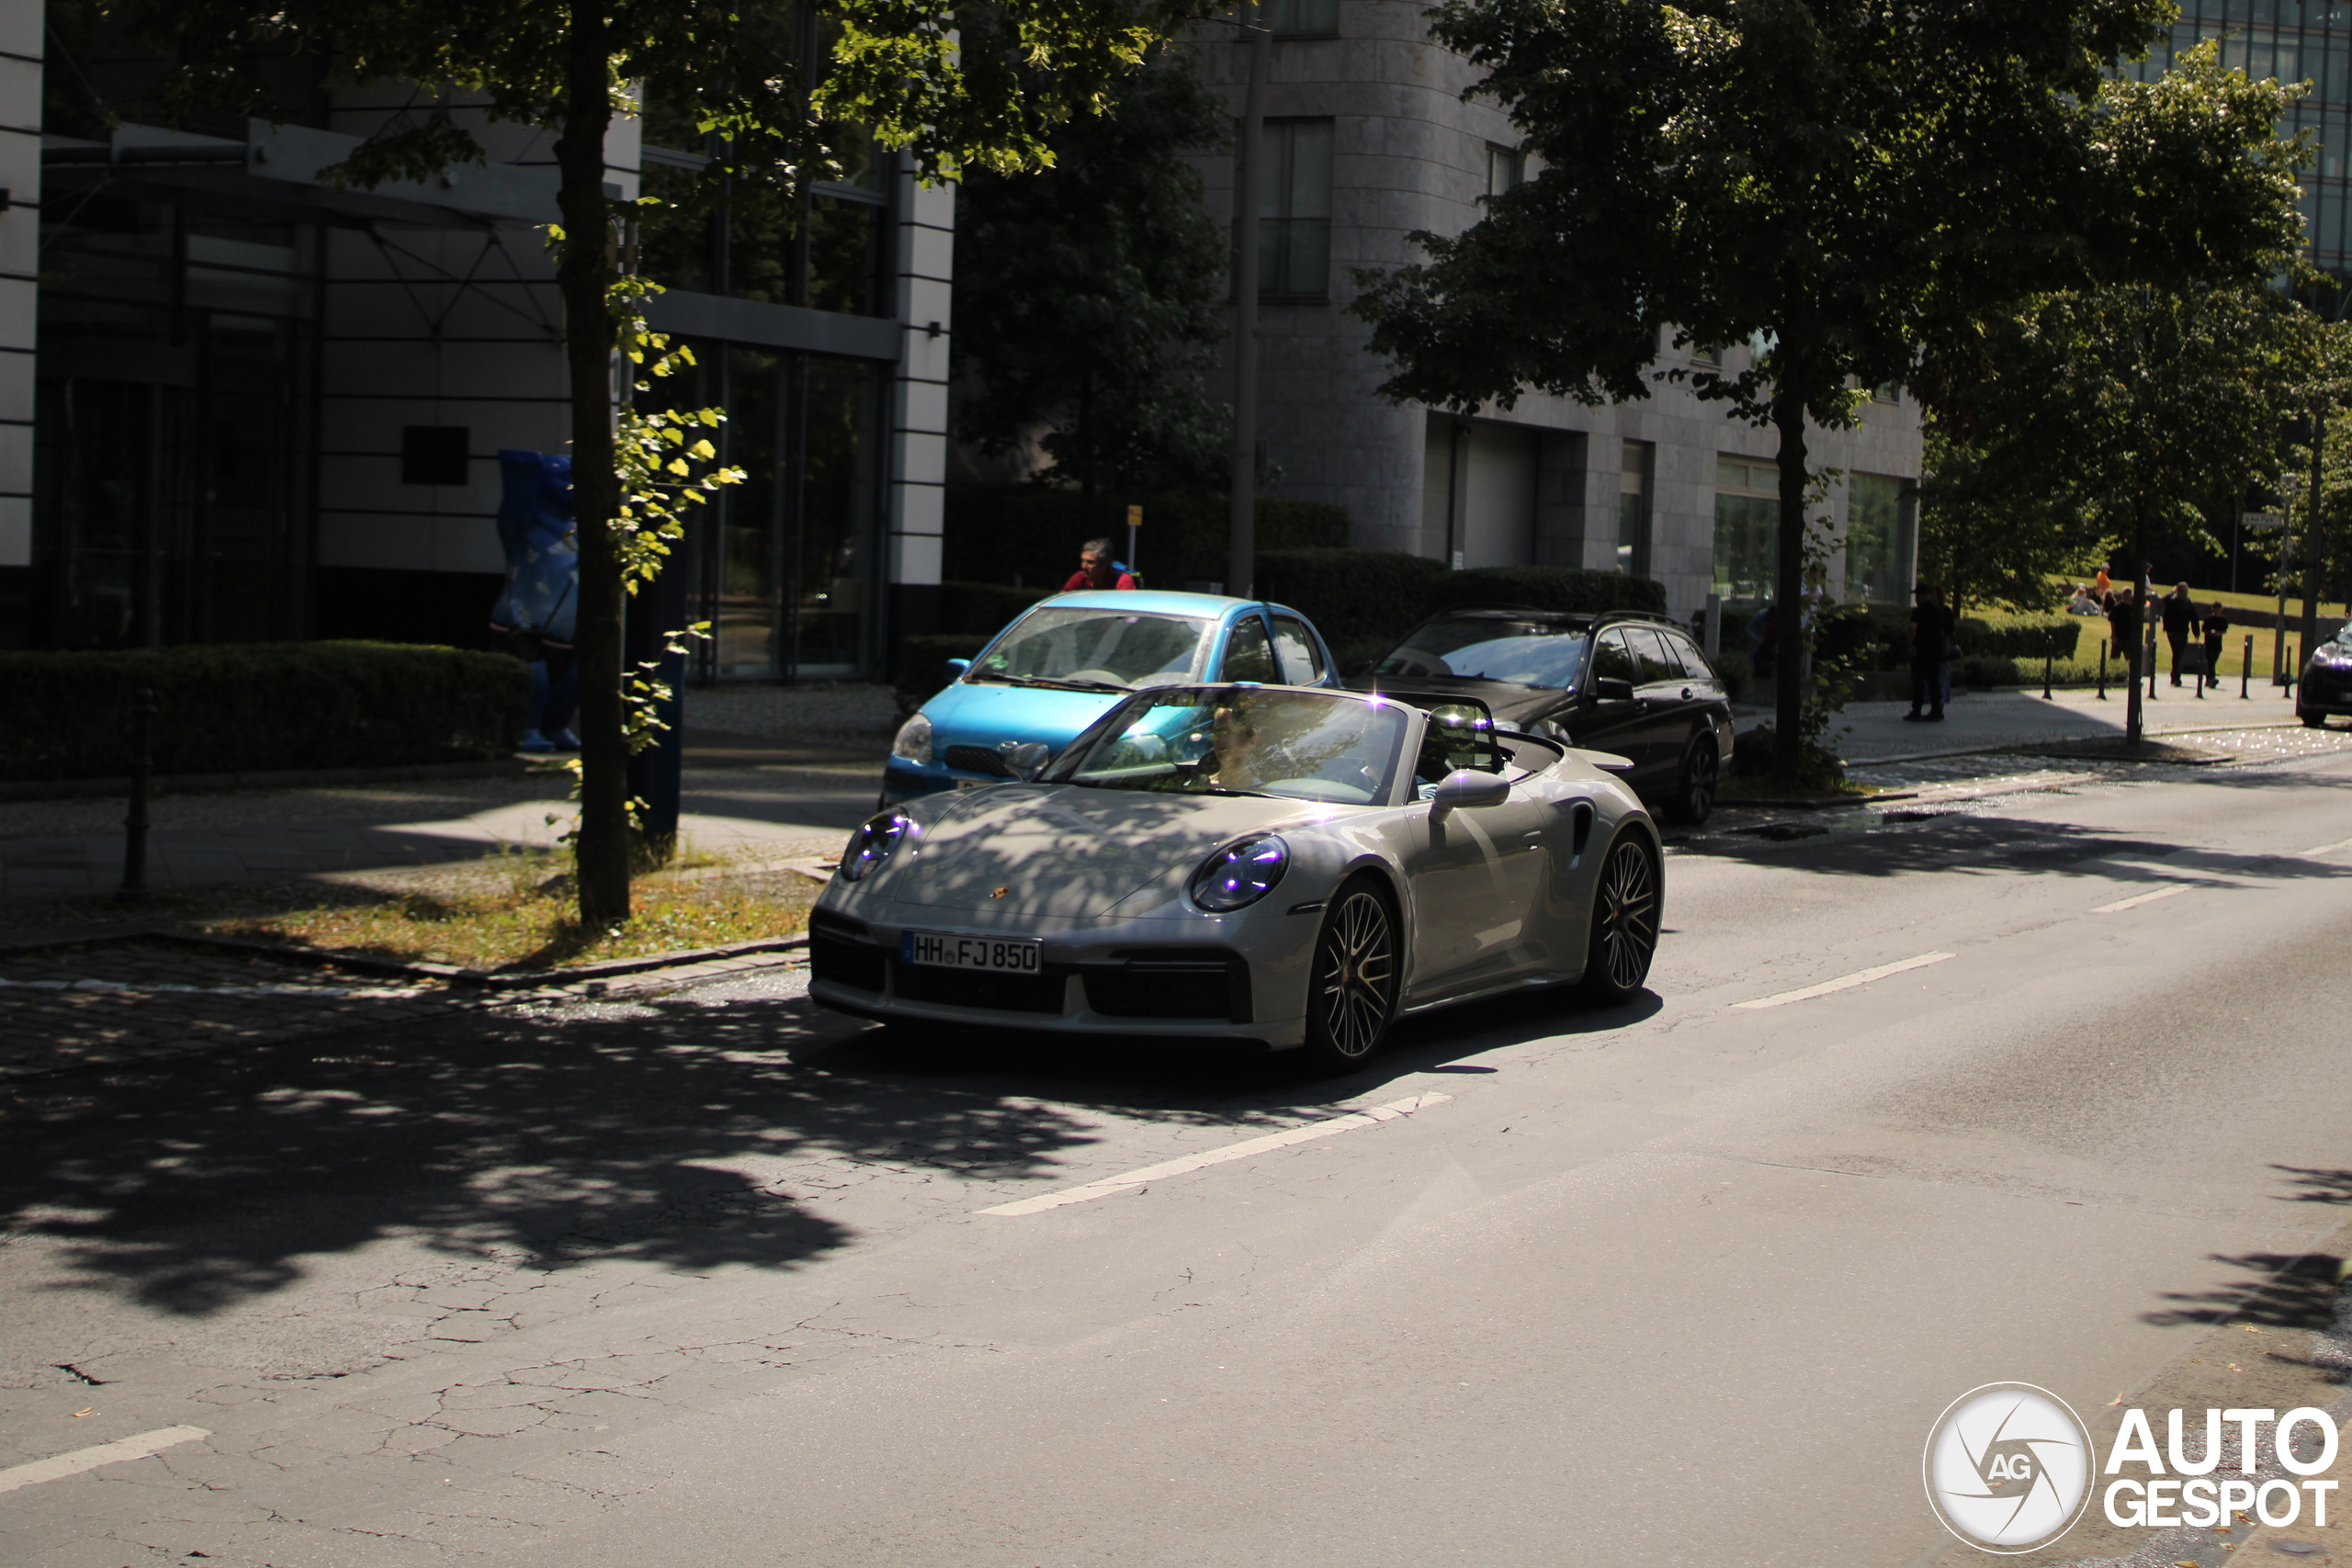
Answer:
[1190, 835, 1289, 912]
[839, 812, 911, 882]
[891, 712, 933, 763]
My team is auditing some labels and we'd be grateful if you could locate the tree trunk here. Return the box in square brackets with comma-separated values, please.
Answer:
[1770, 387, 1809, 784]
[555, 2, 629, 926]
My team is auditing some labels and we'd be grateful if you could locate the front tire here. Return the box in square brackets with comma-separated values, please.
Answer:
[1578, 836, 1659, 1007]
[1664, 737, 1719, 826]
[1301, 878, 1399, 1071]
[2301, 707, 2325, 728]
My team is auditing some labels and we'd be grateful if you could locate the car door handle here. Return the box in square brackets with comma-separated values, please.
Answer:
[1680, 686, 1694, 699]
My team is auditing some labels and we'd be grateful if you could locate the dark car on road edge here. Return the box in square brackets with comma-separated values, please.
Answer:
[2297, 621, 2352, 728]
[1351, 606, 1734, 825]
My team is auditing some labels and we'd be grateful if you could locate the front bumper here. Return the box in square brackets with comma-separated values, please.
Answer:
[806, 911, 1310, 1048]
[2299, 668, 2352, 713]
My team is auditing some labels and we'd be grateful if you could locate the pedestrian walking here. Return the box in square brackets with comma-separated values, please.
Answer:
[2202, 603, 2229, 688]
[1905, 581, 1951, 722]
[2161, 583, 2196, 686]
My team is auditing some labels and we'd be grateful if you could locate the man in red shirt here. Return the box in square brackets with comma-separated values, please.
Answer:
[1063, 536, 1137, 592]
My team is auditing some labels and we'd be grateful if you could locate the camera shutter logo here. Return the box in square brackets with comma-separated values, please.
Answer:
[1923, 1382, 2094, 1553]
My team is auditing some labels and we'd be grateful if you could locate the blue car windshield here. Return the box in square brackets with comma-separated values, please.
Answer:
[1375, 616, 1591, 688]
[968, 606, 1214, 690]
[1050, 688, 1411, 805]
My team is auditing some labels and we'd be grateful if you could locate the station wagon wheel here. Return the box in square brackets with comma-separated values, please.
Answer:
[1303, 879, 1399, 1071]
[1665, 737, 1718, 826]
[1578, 837, 1658, 1006]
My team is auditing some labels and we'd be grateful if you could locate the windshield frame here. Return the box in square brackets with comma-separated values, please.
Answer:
[1374, 613, 1596, 690]
[1044, 684, 1417, 807]
[962, 604, 1217, 692]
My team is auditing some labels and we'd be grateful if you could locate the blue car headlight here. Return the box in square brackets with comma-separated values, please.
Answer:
[840, 812, 911, 882]
[1190, 835, 1289, 912]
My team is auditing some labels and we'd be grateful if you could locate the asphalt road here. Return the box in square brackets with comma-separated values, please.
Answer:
[5, 747, 2352, 1567]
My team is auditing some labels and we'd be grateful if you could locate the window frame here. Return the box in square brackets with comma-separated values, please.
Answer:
[1258, 118, 1335, 302]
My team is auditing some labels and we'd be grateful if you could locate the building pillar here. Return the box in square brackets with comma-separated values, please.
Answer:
[0, 3, 39, 581]
[885, 159, 952, 673]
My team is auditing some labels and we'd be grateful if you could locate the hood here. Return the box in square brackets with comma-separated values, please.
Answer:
[1349, 677, 1560, 726]
[922, 682, 1127, 759]
[883, 785, 1333, 918]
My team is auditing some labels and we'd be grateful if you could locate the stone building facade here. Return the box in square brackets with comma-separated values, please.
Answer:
[6, 6, 951, 683]
[1189, 0, 1924, 631]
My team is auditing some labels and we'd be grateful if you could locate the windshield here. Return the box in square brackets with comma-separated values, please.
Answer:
[1049, 687, 1411, 805]
[968, 606, 1213, 690]
[1375, 616, 1591, 688]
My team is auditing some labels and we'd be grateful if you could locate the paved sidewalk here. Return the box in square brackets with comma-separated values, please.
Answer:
[0, 731, 883, 907]
[1780, 685, 2312, 761]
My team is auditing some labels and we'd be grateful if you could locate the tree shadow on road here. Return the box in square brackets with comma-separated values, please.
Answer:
[0, 974, 1659, 1321]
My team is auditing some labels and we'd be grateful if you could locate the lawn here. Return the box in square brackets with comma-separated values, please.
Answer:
[201, 845, 820, 973]
[1997, 599, 2340, 682]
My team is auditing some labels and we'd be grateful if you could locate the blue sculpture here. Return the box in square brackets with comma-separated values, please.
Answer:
[491, 450, 581, 752]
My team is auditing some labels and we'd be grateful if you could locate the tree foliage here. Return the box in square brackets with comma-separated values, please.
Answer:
[1923, 279, 2321, 616]
[1351, 9, 2306, 776]
[954, 48, 1230, 494]
[105, 0, 1215, 922]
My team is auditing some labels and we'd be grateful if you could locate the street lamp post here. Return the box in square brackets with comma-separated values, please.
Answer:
[1226, 3, 1271, 601]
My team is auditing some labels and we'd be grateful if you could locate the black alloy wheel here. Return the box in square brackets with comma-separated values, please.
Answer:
[1665, 737, 1719, 826]
[1578, 837, 1659, 1006]
[1302, 879, 1399, 1070]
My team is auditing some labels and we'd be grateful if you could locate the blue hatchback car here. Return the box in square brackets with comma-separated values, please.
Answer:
[881, 591, 1341, 806]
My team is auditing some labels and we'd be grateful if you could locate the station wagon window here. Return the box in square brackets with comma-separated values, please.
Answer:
[1591, 628, 1639, 686]
[1271, 615, 1326, 684]
[1663, 631, 1715, 682]
[1222, 615, 1280, 682]
[1626, 627, 1680, 687]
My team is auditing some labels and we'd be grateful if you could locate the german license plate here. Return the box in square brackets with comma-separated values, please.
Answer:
[900, 931, 1042, 974]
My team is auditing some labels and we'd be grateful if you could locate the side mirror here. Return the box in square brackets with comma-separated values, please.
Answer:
[1006, 741, 1052, 782]
[1430, 768, 1510, 811]
[1590, 676, 1634, 702]
[944, 657, 972, 682]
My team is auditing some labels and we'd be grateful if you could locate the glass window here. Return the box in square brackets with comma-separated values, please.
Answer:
[1485, 144, 1523, 199]
[1221, 615, 1280, 682]
[1374, 615, 1590, 688]
[1845, 472, 1911, 606]
[1618, 439, 1652, 576]
[1661, 631, 1716, 682]
[1624, 626, 1679, 686]
[1261, 119, 1333, 299]
[1054, 688, 1410, 805]
[1713, 456, 1780, 605]
[1591, 628, 1638, 685]
[1268, 0, 1339, 35]
[1271, 615, 1327, 684]
[973, 607, 1214, 688]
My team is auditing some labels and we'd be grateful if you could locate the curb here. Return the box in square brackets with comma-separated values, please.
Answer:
[0, 757, 544, 804]
[0, 926, 809, 989]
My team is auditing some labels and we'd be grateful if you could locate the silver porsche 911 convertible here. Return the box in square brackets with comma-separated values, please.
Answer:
[808, 683, 1661, 1071]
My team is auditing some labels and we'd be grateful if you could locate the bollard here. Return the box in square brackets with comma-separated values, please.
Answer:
[120, 686, 155, 901]
[2097, 637, 2108, 700]
[2041, 632, 2053, 700]
[2146, 626, 2158, 699]
[2242, 634, 2252, 699]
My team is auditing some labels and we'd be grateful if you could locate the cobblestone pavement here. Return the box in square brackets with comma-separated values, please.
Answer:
[0, 939, 812, 1083]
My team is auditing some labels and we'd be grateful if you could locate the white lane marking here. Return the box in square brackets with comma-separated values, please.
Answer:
[0, 1426, 210, 1495]
[2091, 884, 2191, 914]
[2299, 837, 2352, 856]
[1732, 952, 1955, 1011]
[976, 1093, 1453, 1216]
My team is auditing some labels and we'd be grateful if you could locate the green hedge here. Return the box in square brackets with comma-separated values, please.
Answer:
[1424, 565, 1668, 617]
[892, 632, 993, 716]
[1254, 549, 1451, 646]
[1959, 615, 2077, 660]
[944, 483, 1350, 588]
[938, 581, 1053, 637]
[0, 642, 530, 782]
